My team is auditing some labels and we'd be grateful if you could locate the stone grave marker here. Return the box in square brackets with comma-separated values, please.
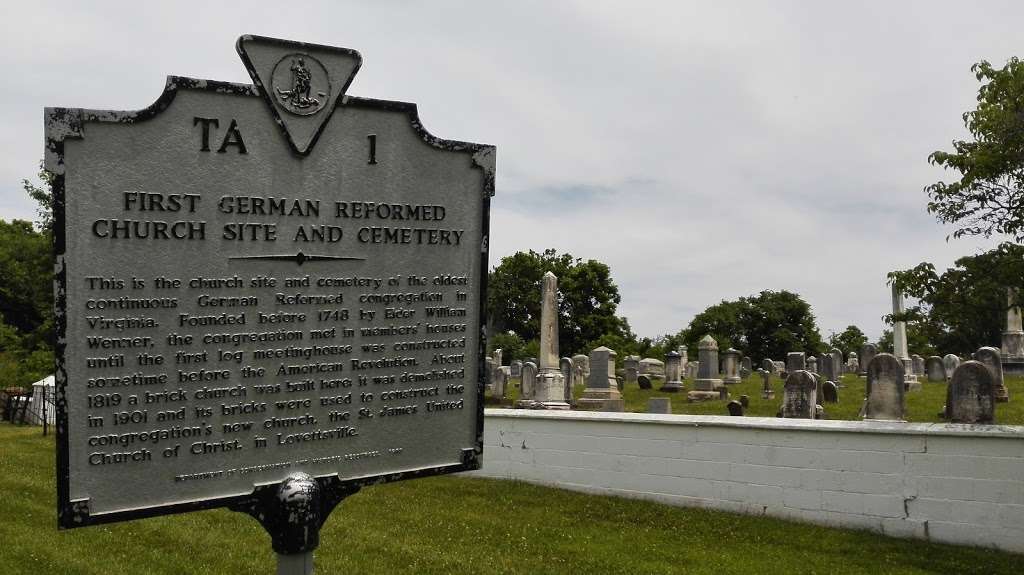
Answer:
[925, 356, 945, 382]
[864, 353, 905, 421]
[942, 354, 960, 381]
[48, 34, 493, 571]
[560, 357, 574, 404]
[786, 352, 806, 374]
[577, 347, 623, 411]
[722, 348, 742, 385]
[948, 360, 996, 424]
[647, 397, 671, 414]
[759, 368, 774, 399]
[727, 400, 744, 416]
[521, 362, 538, 399]
[637, 374, 652, 390]
[975, 346, 1009, 403]
[807, 355, 818, 374]
[859, 343, 878, 377]
[660, 351, 683, 392]
[623, 355, 640, 386]
[781, 371, 816, 419]
[510, 359, 522, 378]
[693, 336, 723, 391]
[822, 381, 838, 403]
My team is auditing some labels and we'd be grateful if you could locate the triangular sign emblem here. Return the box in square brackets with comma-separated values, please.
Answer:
[236, 35, 362, 156]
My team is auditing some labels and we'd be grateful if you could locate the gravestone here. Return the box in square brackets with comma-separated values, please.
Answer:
[493, 348, 503, 369]
[560, 357, 574, 404]
[847, 351, 859, 374]
[637, 375, 652, 390]
[485, 357, 495, 388]
[819, 352, 836, 384]
[576, 347, 623, 411]
[925, 356, 945, 382]
[727, 401, 744, 416]
[47, 34, 493, 568]
[859, 343, 878, 377]
[741, 356, 753, 374]
[510, 359, 522, 378]
[830, 349, 844, 384]
[491, 366, 507, 400]
[647, 397, 671, 414]
[528, 272, 568, 409]
[639, 358, 665, 377]
[807, 356, 818, 374]
[623, 355, 640, 386]
[759, 368, 774, 399]
[822, 381, 838, 403]
[781, 371, 817, 419]
[572, 354, 590, 378]
[948, 360, 995, 424]
[660, 351, 683, 392]
[975, 346, 1009, 403]
[911, 354, 925, 377]
[692, 335, 723, 394]
[721, 348, 742, 385]
[739, 394, 750, 408]
[687, 361, 700, 380]
[761, 358, 775, 375]
[786, 352, 806, 374]
[864, 353, 905, 421]
[677, 346, 689, 373]
[1002, 287, 1024, 375]
[942, 354, 960, 381]
[520, 362, 538, 399]
[773, 360, 786, 374]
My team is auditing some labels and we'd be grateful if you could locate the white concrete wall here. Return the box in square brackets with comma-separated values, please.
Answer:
[471, 409, 1024, 553]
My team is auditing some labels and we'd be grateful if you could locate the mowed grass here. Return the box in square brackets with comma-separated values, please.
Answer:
[490, 374, 1024, 424]
[0, 424, 1021, 574]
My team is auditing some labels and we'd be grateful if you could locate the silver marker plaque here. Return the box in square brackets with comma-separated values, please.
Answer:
[47, 35, 493, 528]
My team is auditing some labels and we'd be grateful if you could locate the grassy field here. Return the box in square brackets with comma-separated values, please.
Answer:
[0, 423, 1020, 574]
[489, 373, 1024, 424]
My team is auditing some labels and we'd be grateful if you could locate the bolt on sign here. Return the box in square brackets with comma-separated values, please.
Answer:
[47, 35, 493, 529]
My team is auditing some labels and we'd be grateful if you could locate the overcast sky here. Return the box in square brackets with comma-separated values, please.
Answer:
[1, 1, 1018, 342]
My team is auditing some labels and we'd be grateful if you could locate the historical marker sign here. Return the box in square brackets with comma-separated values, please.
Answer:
[47, 36, 493, 528]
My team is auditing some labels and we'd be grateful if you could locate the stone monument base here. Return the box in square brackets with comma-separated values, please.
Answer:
[574, 398, 625, 412]
[514, 399, 571, 410]
[687, 390, 720, 402]
[724, 377, 742, 385]
[1002, 358, 1024, 376]
[693, 379, 723, 391]
[658, 381, 683, 393]
[906, 379, 922, 392]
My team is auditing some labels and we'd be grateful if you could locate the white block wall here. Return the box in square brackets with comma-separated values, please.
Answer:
[470, 409, 1024, 553]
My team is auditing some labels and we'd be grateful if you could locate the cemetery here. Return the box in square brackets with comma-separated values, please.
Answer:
[2, 5, 1024, 574]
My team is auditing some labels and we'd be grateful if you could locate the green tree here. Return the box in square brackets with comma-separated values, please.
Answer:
[487, 249, 628, 357]
[926, 58, 1024, 241]
[889, 243, 1024, 355]
[828, 325, 868, 358]
[683, 290, 823, 364]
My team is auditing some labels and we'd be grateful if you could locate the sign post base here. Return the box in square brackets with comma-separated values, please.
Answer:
[231, 472, 360, 575]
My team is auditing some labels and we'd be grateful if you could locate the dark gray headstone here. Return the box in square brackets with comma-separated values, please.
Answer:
[925, 356, 945, 382]
[822, 381, 838, 403]
[781, 371, 816, 418]
[727, 400, 744, 416]
[786, 352, 806, 374]
[864, 353, 905, 421]
[637, 374, 652, 390]
[948, 360, 996, 424]
[859, 343, 878, 377]
[975, 346, 1009, 403]
[739, 394, 749, 408]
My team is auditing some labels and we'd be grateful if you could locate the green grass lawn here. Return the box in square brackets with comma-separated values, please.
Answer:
[0, 423, 1020, 574]
[489, 374, 1024, 424]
